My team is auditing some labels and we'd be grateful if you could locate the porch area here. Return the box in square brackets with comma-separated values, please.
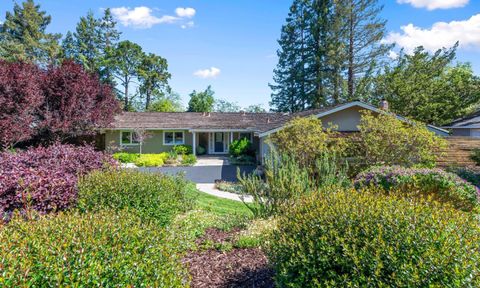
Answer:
[191, 131, 256, 156]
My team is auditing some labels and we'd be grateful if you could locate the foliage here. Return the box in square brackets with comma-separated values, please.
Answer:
[0, 0, 61, 64]
[173, 144, 193, 155]
[245, 104, 266, 113]
[268, 189, 480, 287]
[196, 145, 206, 155]
[147, 92, 184, 112]
[107, 40, 144, 110]
[112, 152, 140, 163]
[370, 45, 480, 126]
[238, 153, 312, 218]
[229, 155, 256, 165]
[448, 166, 480, 188]
[214, 99, 241, 112]
[187, 85, 215, 112]
[138, 53, 171, 110]
[270, 116, 346, 169]
[353, 111, 447, 169]
[38, 60, 121, 142]
[133, 153, 169, 167]
[61, 9, 120, 80]
[270, 0, 390, 111]
[78, 169, 193, 226]
[215, 181, 243, 194]
[235, 217, 277, 249]
[181, 154, 197, 166]
[229, 138, 253, 157]
[0, 61, 43, 149]
[0, 144, 115, 218]
[0, 210, 187, 286]
[471, 148, 480, 166]
[355, 166, 480, 212]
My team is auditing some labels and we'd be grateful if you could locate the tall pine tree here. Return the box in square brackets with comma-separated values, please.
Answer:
[0, 0, 61, 64]
[270, 0, 389, 111]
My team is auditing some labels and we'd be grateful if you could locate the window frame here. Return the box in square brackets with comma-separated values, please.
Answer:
[163, 131, 185, 146]
[120, 131, 140, 146]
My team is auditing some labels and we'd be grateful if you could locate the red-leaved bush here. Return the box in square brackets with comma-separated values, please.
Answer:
[0, 144, 116, 219]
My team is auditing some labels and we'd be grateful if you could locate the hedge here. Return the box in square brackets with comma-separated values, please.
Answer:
[354, 166, 480, 211]
[0, 210, 188, 286]
[78, 169, 194, 226]
[268, 190, 480, 287]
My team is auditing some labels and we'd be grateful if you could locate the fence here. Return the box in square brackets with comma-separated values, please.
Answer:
[437, 137, 480, 167]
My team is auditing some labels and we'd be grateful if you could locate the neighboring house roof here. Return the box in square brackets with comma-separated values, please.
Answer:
[107, 101, 449, 136]
[443, 111, 480, 129]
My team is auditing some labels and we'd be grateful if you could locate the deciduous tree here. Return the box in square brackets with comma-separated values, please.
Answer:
[187, 86, 215, 112]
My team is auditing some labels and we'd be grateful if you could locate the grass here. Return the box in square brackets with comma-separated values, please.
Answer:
[185, 183, 252, 217]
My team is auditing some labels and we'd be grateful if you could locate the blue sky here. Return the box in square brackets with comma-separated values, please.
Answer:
[1, 0, 479, 109]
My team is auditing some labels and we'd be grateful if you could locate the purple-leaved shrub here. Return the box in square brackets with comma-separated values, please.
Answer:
[0, 144, 116, 218]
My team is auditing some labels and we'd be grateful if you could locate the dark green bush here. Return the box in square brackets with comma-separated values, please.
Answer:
[196, 145, 206, 155]
[471, 148, 480, 166]
[173, 145, 193, 155]
[355, 166, 480, 211]
[112, 152, 140, 163]
[229, 138, 253, 157]
[0, 210, 187, 287]
[268, 189, 480, 287]
[448, 166, 480, 188]
[78, 169, 194, 226]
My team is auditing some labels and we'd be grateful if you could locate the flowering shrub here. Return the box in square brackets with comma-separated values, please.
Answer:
[355, 166, 480, 211]
[268, 190, 480, 287]
[0, 144, 115, 218]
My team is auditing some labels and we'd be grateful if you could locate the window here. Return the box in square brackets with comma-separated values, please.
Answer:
[239, 132, 252, 141]
[164, 131, 184, 145]
[121, 131, 139, 145]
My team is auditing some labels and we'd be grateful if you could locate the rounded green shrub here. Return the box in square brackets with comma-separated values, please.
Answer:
[355, 166, 480, 211]
[173, 145, 193, 155]
[471, 148, 480, 166]
[78, 169, 194, 226]
[229, 138, 253, 157]
[268, 190, 480, 287]
[0, 210, 188, 287]
[112, 152, 140, 163]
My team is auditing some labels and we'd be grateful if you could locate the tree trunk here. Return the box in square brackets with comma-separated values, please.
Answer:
[347, 3, 355, 100]
[124, 76, 129, 111]
[145, 91, 151, 111]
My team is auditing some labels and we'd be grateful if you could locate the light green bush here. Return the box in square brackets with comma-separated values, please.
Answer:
[181, 154, 197, 166]
[268, 189, 480, 287]
[229, 138, 253, 157]
[0, 210, 188, 287]
[78, 169, 194, 226]
[112, 152, 140, 163]
[133, 153, 169, 167]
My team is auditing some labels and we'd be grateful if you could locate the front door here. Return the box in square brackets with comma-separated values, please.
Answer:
[214, 132, 224, 153]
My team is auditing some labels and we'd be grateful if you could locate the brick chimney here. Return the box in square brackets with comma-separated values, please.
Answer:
[380, 99, 389, 111]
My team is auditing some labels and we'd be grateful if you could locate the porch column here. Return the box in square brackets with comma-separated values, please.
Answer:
[192, 132, 196, 155]
[230, 132, 233, 143]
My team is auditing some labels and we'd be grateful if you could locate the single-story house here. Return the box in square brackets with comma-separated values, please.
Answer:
[102, 101, 448, 162]
[442, 111, 480, 138]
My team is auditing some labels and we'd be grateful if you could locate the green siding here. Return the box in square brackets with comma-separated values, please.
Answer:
[105, 130, 193, 154]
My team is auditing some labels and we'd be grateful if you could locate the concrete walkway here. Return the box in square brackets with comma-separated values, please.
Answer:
[194, 156, 229, 166]
[196, 183, 253, 203]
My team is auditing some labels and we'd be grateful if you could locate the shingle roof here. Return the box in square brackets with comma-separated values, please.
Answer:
[109, 111, 290, 132]
[445, 111, 480, 128]
[108, 104, 350, 133]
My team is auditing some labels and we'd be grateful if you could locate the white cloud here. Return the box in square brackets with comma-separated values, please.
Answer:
[175, 7, 196, 18]
[181, 21, 195, 29]
[194, 67, 221, 79]
[397, 0, 469, 10]
[111, 6, 196, 29]
[383, 14, 480, 53]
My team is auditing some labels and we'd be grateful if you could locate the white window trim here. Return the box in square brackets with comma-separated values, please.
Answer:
[120, 131, 140, 146]
[163, 131, 185, 146]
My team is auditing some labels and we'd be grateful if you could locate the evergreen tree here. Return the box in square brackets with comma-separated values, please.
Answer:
[138, 53, 171, 110]
[187, 86, 215, 112]
[0, 0, 61, 64]
[270, 0, 389, 111]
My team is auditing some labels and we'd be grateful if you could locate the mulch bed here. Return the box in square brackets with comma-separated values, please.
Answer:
[183, 228, 275, 288]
